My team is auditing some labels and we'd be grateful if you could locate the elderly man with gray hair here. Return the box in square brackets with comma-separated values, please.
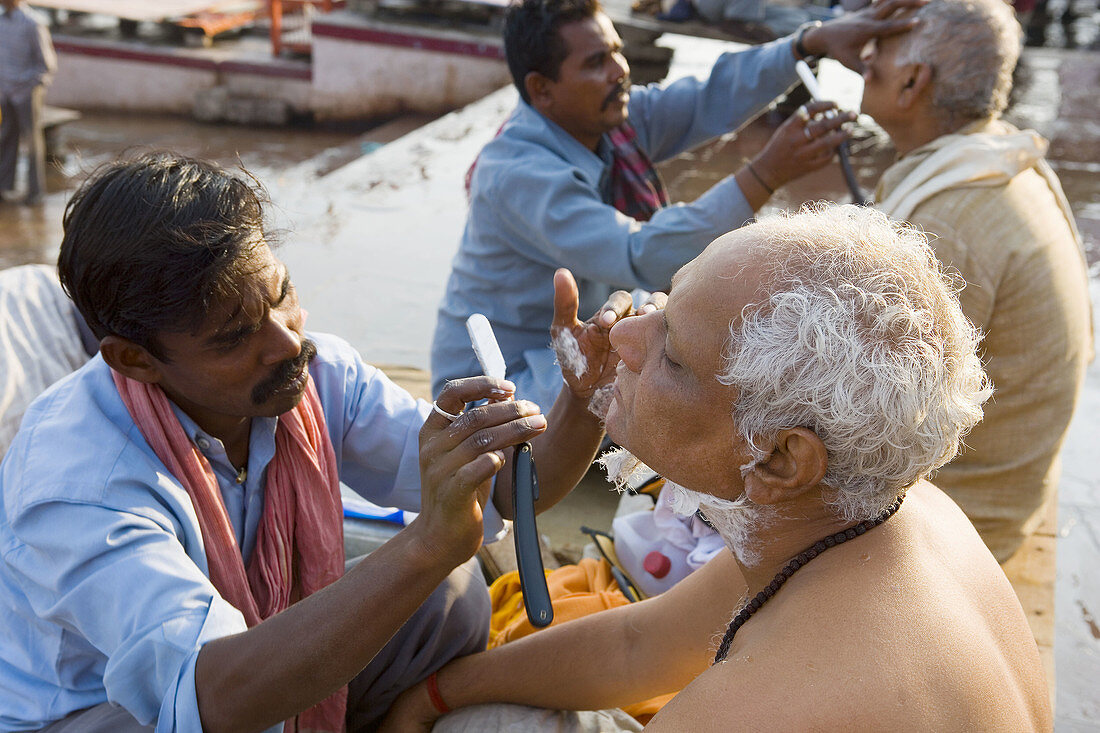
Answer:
[380, 204, 1052, 732]
[860, 0, 1092, 563]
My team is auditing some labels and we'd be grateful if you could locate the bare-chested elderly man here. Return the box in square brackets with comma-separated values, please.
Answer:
[381, 204, 1052, 731]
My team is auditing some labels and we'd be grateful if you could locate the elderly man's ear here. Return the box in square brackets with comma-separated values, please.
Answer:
[896, 62, 933, 111]
[742, 427, 828, 505]
[100, 335, 162, 385]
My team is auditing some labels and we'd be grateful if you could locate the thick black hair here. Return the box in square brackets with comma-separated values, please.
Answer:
[57, 152, 269, 360]
[504, 0, 602, 104]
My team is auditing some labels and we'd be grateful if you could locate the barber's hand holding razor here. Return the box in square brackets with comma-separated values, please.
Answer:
[551, 268, 667, 401]
[748, 100, 857, 195]
[414, 377, 547, 565]
[379, 681, 437, 732]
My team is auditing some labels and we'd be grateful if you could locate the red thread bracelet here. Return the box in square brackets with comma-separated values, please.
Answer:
[426, 671, 451, 714]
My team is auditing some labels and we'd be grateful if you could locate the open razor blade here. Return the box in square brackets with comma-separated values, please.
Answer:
[795, 60, 827, 104]
[466, 313, 507, 381]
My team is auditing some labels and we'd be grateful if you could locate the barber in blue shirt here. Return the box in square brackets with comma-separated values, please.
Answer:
[431, 0, 925, 410]
[0, 153, 627, 732]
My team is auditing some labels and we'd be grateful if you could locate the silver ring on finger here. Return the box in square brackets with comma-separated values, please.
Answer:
[796, 104, 810, 123]
[432, 400, 462, 422]
[803, 125, 814, 141]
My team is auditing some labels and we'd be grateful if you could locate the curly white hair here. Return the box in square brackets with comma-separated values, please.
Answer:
[719, 204, 992, 520]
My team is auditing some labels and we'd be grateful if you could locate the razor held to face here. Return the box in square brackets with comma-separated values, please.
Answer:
[466, 314, 554, 628]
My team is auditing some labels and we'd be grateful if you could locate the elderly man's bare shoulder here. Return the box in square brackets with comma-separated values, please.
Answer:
[646, 483, 1051, 731]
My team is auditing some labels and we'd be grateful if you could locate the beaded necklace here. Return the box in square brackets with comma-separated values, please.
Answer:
[713, 494, 905, 664]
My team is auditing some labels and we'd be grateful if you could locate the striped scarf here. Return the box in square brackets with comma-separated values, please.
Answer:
[606, 121, 670, 221]
[112, 371, 347, 733]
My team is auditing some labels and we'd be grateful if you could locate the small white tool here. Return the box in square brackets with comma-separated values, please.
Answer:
[795, 60, 827, 102]
[466, 313, 507, 381]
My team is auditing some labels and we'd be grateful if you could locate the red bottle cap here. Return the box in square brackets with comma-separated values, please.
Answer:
[643, 551, 671, 579]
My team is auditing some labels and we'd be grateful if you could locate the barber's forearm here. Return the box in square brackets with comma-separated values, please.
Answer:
[734, 165, 774, 211]
[629, 178, 756, 291]
[431, 554, 744, 719]
[494, 386, 604, 518]
[531, 386, 605, 511]
[798, 23, 831, 60]
[194, 521, 458, 733]
[630, 38, 797, 161]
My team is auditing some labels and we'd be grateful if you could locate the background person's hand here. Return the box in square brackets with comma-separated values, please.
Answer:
[802, 0, 926, 73]
[413, 376, 547, 565]
[636, 289, 668, 316]
[750, 101, 856, 189]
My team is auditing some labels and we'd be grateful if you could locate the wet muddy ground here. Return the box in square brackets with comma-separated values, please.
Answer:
[0, 111, 428, 269]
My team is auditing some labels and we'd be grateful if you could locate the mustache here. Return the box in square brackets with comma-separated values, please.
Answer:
[601, 80, 631, 110]
[251, 337, 317, 405]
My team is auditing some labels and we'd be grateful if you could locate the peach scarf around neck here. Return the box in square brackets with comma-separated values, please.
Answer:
[112, 370, 347, 733]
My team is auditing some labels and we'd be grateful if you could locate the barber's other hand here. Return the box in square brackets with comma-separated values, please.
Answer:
[551, 268, 635, 400]
[379, 679, 438, 733]
[752, 101, 856, 188]
[415, 377, 547, 565]
[802, 0, 925, 73]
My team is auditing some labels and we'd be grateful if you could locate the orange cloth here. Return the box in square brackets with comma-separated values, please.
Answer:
[113, 372, 346, 733]
[488, 557, 676, 724]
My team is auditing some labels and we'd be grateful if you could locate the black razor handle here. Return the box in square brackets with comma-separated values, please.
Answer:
[512, 442, 553, 628]
[838, 141, 869, 206]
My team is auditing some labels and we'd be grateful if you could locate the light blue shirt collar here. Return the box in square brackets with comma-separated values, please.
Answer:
[169, 405, 278, 563]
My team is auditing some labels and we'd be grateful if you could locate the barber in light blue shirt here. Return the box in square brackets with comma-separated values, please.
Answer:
[431, 0, 924, 410]
[0, 154, 618, 732]
[0, 336, 447, 732]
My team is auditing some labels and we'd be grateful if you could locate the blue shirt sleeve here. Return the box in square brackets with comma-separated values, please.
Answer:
[30, 19, 56, 88]
[3, 497, 251, 731]
[479, 39, 799, 293]
[628, 37, 800, 162]
[485, 147, 750, 292]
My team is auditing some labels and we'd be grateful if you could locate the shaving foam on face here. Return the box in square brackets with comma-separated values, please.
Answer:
[599, 447, 773, 565]
[664, 480, 702, 516]
[596, 447, 651, 493]
[587, 383, 616, 420]
[664, 479, 775, 567]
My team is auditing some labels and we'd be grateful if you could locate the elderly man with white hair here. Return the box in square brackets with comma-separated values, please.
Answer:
[380, 204, 1052, 731]
[861, 0, 1092, 563]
